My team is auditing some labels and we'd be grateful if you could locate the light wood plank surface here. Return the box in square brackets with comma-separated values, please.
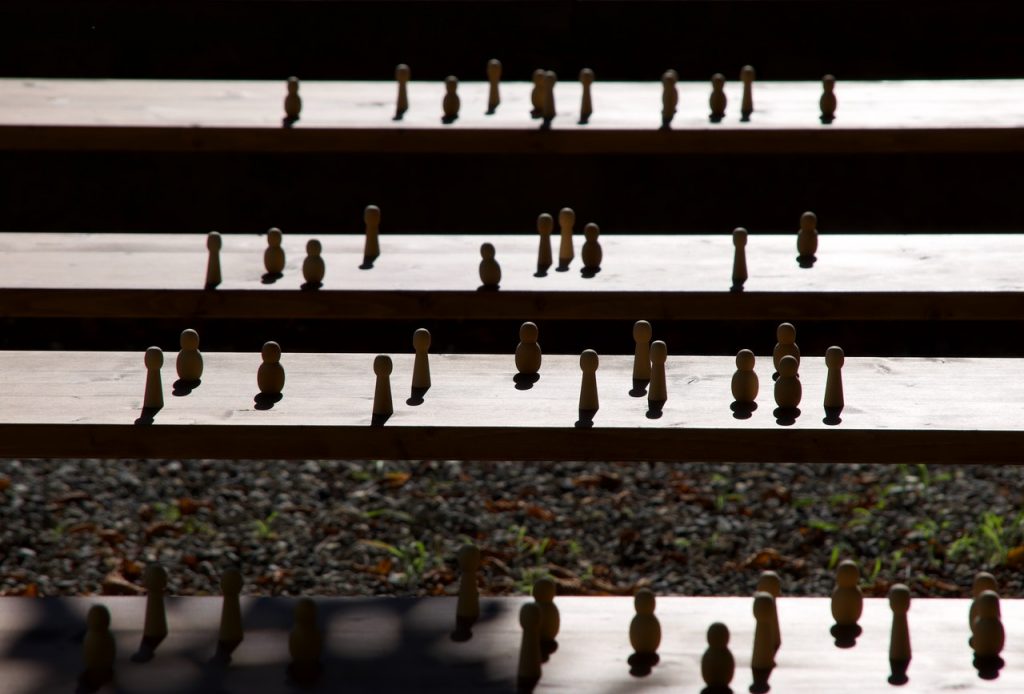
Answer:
[0, 351, 1021, 463]
[2, 232, 1022, 319]
[2, 79, 1022, 153]
[0, 595, 1019, 693]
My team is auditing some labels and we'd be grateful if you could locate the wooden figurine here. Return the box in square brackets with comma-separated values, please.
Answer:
[581, 222, 602, 273]
[774, 355, 802, 408]
[632, 320, 652, 382]
[629, 589, 661, 656]
[579, 68, 594, 124]
[518, 602, 542, 686]
[970, 572, 999, 627]
[515, 322, 542, 375]
[820, 74, 837, 123]
[283, 76, 301, 125]
[82, 604, 115, 688]
[751, 592, 776, 686]
[395, 64, 411, 120]
[143, 346, 164, 410]
[532, 577, 560, 644]
[824, 346, 845, 410]
[731, 349, 759, 403]
[773, 323, 800, 372]
[176, 328, 203, 382]
[661, 70, 678, 129]
[479, 242, 501, 288]
[218, 568, 244, 648]
[142, 563, 168, 645]
[530, 69, 545, 118]
[579, 350, 600, 413]
[442, 76, 460, 123]
[798, 211, 819, 259]
[373, 355, 394, 418]
[486, 59, 502, 114]
[831, 559, 863, 626]
[257, 341, 285, 396]
[302, 239, 325, 286]
[411, 328, 431, 391]
[455, 544, 481, 627]
[557, 207, 575, 268]
[701, 622, 734, 690]
[648, 341, 667, 406]
[972, 591, 1004, 659]
[264, 227, 285, 275]
[756, 570, 782, 654]
[709, 73, 727, 122]
[888, 583, 911, 664]
[732, 227, 748, 289]
[536, 213, 554, 274]
[205, 231, 222, 288]
[541, 70, 557, 123]
[740, 65, 755, 120]
[363, 205, 381, 265]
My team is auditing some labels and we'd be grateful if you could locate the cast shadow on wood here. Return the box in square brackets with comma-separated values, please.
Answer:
[254, 393, 283, 410]
[477, 285, 500, 292]
[210, 637, 243, 665]
[629, 379, 649, 398]
[300, 281, 323, 292]
[407, 386, 429, 406]
[555, 262, 569, 272]
[627, 651, 659, 677]
[541, 639, 558, 663]
[282, 116, 298, 128]
[261, 271, 282, 285]
[730, 283, 744, 293]
[173, 378, 200, 397]
[130, 632, 166, 663]
[450, 601, 501, 643]
[830, 623, 861, 648]
[514, 373, 540, 391]
[533, 268, 549, 278]
[731, 401, 758, 420]
[372, 412, 392, 427]
[581, 267, 600, 279]
[576, 410, 596, 428]
[646, 401, 665, 420]
[797, 255, 817, 269]
[360, 255, 377, 270]
[823, 406, 843, 426]
[702, 686, 733, 694]
[973, 654, 1004, 680]
[773, 407, 800, 426]
[441, 114, 458, 125]
[134, 406, 161, 425]
[888, 658, 910, 685]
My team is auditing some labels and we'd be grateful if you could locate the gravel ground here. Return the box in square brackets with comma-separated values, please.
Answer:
[0, 459, 1021, 599]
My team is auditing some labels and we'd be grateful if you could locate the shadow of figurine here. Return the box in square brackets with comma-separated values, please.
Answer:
[513, 373, 540, 391]
[172, 378, 200, 397]
[627, 651, 659, 677]
[888, 658, 910, 685]
[830, 623, 862, 649]
[730, 401, 757, 420]
[773, 407, 800, 426]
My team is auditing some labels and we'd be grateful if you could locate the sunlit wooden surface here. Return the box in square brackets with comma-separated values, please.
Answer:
[0, 595, 1019, 693]
[0, 351, 1022, 463]
[2, 79, 1022, 153]
[2, 232, 1022, 319]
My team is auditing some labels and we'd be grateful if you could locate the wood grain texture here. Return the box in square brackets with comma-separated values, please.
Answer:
[0, 351, 1022, 463]
[0, 595, 1019, 693]
[2, 78, 1022, 153]
[1, 232, 1022, 319]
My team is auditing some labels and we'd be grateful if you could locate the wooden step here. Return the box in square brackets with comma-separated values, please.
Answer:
[0, 351, 1021, 463]
[3, 78, 1023, 154]
[0, 595, 1019, 693]
[2, 232, 1022, 320]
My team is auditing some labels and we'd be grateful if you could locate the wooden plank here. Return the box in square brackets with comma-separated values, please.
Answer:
[2, 79, 1023, 153]
[2, 232, 1023, 320]
[0, 595, 1019, 693]
[0, 351, 1022, 463]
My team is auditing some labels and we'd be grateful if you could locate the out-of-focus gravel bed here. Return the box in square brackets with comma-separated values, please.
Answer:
[0, 459, 1020, 599]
